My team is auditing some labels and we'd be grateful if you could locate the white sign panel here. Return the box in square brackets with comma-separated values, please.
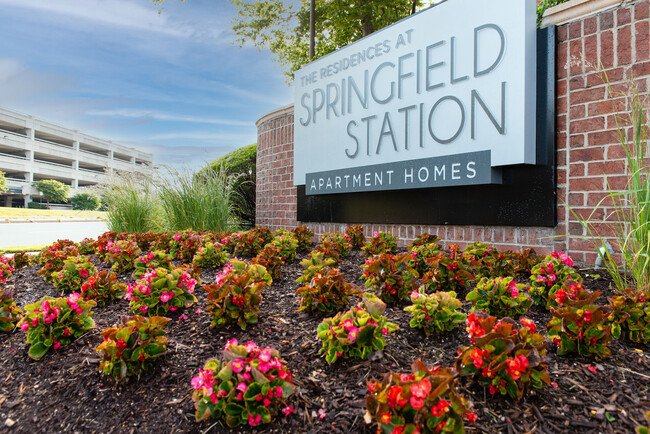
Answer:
[293, 0, 537, 195]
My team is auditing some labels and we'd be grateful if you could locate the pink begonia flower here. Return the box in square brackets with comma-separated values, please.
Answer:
[381, 327, 389, 336]
[547, 273, 557, 282]
[160, 292, 172, 303]
[53, 341, 61, 350]
[282, 406, 294, 416]
[31, 318, 39, 326]
[258, 349, 272, 363]
[318, 409, 327, 420]
[20, 322, 29, 331]
[179, 314, 189, 320]
[244, 341, 257, 352]
[248, 414, 261, 426]
[169, 306, 177, 311]
[242, 372, 251, 380]
[79, 269, 89, 278]
[226, 338, 238, 349]
[232, 359, 244, 373]
[347, 326, 359, 342]
[274, 386, 283, 398]
[236, 382, 248, 393]
[195, 308, 202, 314]
[140, 305, 148, 313]
[173, 234, 182, 241]
[263, 398, 271, 407]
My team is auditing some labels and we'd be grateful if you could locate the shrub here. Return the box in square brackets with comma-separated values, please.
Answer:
[344, 224, 365, 249]
[191, 339, 297, 427]
[311, 240, 343, 265]
[70, 192, 101, 210]
[362, 231, 398, 257]
[292, 225, 314, 251]
[101, 171, 161, 233]
[192, 243, 230, 269]
[169, 231, 203, 262]
[457, 312, 550, 400]
[320, 232, 351, 258]
[361, 253, 418, 304]
[76, 238, 96, 255]
[80, 271, 127, 306]
[0, 256, 15, 283]
[12, 251, 32, 269]
[223, 231, 266, 257]
[269, 234, 299, 262]
[205, 143, 257, 228]
[407, 233, 442, 250]
[93, 231, 119, 260]
[297, 252, 338, 285]
[37, 245, 80, 284]
[203, 260, 272, 330]
[366, 362, 475, 433]
[134, 250, 174, 279]
[609, 288, 650, 344]
[251, 245, 284, 280]
[547, 291, 614, 358]
[408, 243, 442, 275]
[295, 267, 361, 312]
[106, 240, 142, 273]
[126, 267, 199, 316]
[529, 251, 583, 309]
[18, 294, 96, 360]
[96, 315, 170, 382]
[34, 179, 70, 205]
[404, 290, 466, 336]
[0, 289, 22, 332]
[421, 248, 474, 293]
[316, 294, 398, 363]
[466, 277, 534, 318]
[53, 256, 98, 294]
[27, 201, 47, 209]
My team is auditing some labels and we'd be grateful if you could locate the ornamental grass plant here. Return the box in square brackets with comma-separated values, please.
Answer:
[571, 78, 650, 294]
[157, 165, 238, 233]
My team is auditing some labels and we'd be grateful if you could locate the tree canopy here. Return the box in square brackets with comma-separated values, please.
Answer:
[34, 179, 70, 205]
[0, 170, 7, 194]
[230, 0, 426, 82]
[70, 192, 102, 210]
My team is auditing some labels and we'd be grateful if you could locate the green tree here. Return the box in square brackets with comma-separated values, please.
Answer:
[206, 143, 257, 228]
[34, 179, 70, 206]
[0, 170, 8, 194]
[230, 0, 425, 81]
[70, 192, 102, 210]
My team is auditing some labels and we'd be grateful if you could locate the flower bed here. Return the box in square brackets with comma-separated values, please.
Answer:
[0, 229, 648, 433]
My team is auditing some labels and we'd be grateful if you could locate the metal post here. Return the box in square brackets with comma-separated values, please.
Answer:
[309, 0, 315, 60]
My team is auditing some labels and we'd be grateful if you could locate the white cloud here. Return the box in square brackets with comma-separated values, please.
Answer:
[86, 108, 252, 127]
[146, 131, 255, 143]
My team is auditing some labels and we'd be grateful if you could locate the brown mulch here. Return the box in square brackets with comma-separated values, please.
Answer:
[0, 250, 649, 433]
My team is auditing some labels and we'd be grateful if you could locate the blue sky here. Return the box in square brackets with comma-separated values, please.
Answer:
[0, 0, 292, 168]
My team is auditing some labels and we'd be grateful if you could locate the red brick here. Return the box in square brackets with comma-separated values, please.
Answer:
[606, 175, 629, 190]
[569, 117, 605, 134]
[587, 160, 626, 175]
[583, 34, 598, 67]
[570, 176, 604, 191]
[557, 170, 567, 184]
[569, 222, 584, 236]
[636, 21, 649, 62]
[557, 24, 568, 42]
[636, 1, 649, 19]
[569, 192, 584, 206]
[569, 134, 585, 146]
[606, 144, 626, 159]
[630, 61, 650, 77]
[570, 104, 586, 119]
[617, 25, 632, 65]
[600, 11, 614, 30]
[588, 129, 621, 146]
[617, 8, 631, 26]
[557, 96, 567, 115]
[557, 42, 569, 78]
[570, 39, 584, 75]
[557, 149, 567, 166]
[587, 98, 625, 116]
[569, 76, 585, 90]
[600, 30, 614, 68]
[584, 16, 598, 35]
[571, 86, 606, 104]
[569, 21, 582, 39]
[557, 115, 567, 132]
[587, 192, 615, 207]
[569, 163, 585, 177]
[572, 147, 605, 162]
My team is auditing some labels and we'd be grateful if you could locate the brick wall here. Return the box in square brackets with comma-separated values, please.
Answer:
[256, 1, 650, 265]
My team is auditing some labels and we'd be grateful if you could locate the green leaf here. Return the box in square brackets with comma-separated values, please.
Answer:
[28, 342, 50, 360]
[224, 403, 245, 417]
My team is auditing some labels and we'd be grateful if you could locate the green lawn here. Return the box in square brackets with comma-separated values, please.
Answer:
[0, 208, 106, 221]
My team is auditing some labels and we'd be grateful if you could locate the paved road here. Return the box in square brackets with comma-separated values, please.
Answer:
[0, 221, 108, 248]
